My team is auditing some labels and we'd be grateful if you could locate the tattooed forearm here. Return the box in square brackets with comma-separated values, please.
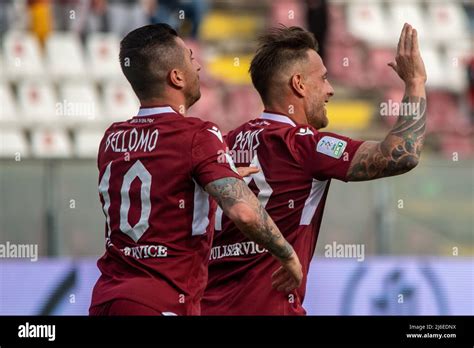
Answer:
[205, 177, 294, 260]
[347, 94, 427, 181]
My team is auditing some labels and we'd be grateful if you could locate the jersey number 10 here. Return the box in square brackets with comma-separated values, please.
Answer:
[99, 160, 152, 242]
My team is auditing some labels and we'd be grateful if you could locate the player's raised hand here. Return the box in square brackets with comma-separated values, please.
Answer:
[271, 252, 303, 292]
[388, 23, 427, 84]
[236, 166, 260, 177]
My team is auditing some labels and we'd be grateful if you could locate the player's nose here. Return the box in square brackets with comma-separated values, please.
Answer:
[327, 82, 335, 98]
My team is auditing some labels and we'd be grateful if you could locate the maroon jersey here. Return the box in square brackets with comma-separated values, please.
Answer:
[202, 111, 363, 315]
[90, 106, 241, 315]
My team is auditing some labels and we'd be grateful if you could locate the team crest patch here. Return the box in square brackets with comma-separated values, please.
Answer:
[316, 136, 347, 159]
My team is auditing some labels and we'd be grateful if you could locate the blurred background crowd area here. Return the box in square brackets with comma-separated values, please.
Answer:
[0, 0, 473, 157]
[0, 0, 473, 258]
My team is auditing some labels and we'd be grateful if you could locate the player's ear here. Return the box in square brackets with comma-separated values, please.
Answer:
[169, 68, 185, 89]
[291, 73, 305, 97]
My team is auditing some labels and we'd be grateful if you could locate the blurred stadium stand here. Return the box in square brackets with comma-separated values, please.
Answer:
[0, 0, 473, 260]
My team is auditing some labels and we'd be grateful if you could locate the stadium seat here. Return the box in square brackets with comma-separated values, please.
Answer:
[367, 48, 400, 89]
[74, 129, 104, 158]
[387, 2, 427, 42]
[270, 0, 306, 28]
[427, 1, 470, 43]
[58, 81, 102, 122]
[420, 46, 445, 90]
[445, 40, 471, 93]
[30, 128, 72, 158]
[0, 83, 18, 122]
[0, 129, 29, 158]
[17, 80, 58, 121]
[327, 4, 356, 44]
[426, 91, 464, 134]
[45, 32, 86, 80]
[440, 134, 474, 158]
[325, 100, 373, 131]
[3, 31, 45, 80]
[200, 12, 261, 41]
[446, 39, 473, 63]
[443, 54, 468, 94]
[346, 2, 392, 47]
[86, 33, 122, 81]
[102, 80, 139, 121]
[207, 54, 253, 85]
[325, 43, 367, 88]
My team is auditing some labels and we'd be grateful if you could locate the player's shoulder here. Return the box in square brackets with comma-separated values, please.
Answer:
[179, 115, 207, 126]
[279, 124, 319, 150]
[289, 125, 351, 146]
[226, 121, 249, 139]
[100, 119, 136, 142]
[287, 124, 318, 137]
[291, 126, 354, 164]
[226, 118, 270, 139]
[100, 121, 123, 138]
[288, 125, 350, 144]
[183, 116, 226, 144]
[180, 116, 219, 131]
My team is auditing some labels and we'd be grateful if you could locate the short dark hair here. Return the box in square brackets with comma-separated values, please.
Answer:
[119, 23, 182, 100]
[249, 26, 318, 103]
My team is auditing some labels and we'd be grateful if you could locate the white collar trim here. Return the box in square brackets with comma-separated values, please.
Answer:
[260, 112, 296, 127]
[136, 106, 176, 117]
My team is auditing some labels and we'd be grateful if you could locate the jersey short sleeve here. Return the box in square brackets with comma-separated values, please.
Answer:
[191, 122, 242, 187]
[292, 128, 364, 182]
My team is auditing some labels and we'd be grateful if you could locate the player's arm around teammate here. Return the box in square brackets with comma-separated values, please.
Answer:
[205, 177, 303, 292]
[346, 23, 427, 181]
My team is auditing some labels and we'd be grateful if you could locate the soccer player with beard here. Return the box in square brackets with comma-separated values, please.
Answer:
[89, 24, 303, 316]
[202, 24, 427, 315]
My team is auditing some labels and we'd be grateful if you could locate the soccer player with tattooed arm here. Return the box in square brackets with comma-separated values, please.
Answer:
[202, 23, 427, 315]
[89, 23, 302, 316]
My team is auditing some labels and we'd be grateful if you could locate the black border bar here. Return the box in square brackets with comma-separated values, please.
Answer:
[0, 315, 472, 346]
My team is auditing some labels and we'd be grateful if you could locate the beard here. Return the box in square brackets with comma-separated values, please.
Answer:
[185, 82, 201, 109]
[188, 89, 201, 108]
[308, 104, 328, 130]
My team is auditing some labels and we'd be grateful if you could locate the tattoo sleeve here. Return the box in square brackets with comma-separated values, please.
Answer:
[205, 177, 294, 260]
[347, 91, 427, 181]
